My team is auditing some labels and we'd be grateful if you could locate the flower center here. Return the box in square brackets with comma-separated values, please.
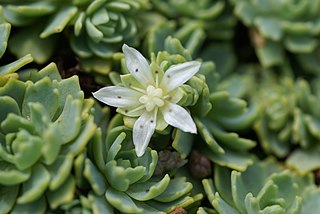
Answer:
[139, 85, 165, 111]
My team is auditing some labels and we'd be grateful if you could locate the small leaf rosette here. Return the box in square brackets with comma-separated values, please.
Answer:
[203, 158, 320, 213]
[151, 0, 236, 41]
[254, 71, 320, 174]
[0, 62, 97, 212]
[232, 0, 320, 67]
[71, 117, 202, 213]
[70, 0, 150, 59]
[146, 36, 257, 171]
[1, 1, 78, 64]
[93, 43, 201, 157]
[1, 1, 150, 70]
[192, 65, 259, 171]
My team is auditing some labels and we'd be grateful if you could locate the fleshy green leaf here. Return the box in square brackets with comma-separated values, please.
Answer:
[40, 6, 78, 38]
[105, 188, 143, 213]
[126, 174, 170, 201]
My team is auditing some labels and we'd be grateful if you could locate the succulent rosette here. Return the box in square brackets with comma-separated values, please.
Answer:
[254, 70, 320, 174]
[151, 0, 236, 42]
[146, 36, 258, 171]
[203, 158, 320, 213]
[68, 114, 202, 213]
[0, 23, 98, 212]
[0, 63, 99, 212]
[0, 1, 151, 74]
[232, 0, 320, 67]
[70, 0, 150, 60]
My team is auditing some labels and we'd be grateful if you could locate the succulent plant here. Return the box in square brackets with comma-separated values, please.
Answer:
[0, 21, 100, 212]
[1, 1, 78, 64]
[151, 0, 236, 43]
[96, 37, 212, 160]
[194, 69, 259, 171]
[1, 1, 152, 74]
[70, 0, 150, 61]
[148, 35, 258, 171]
[144, 20, 237, 77]
[203, 158, 320, 213]
[69, 114, 203, 213]
[2, 0, 320, 212]
[93, 43, 201, 157]
[232, 0, 320, 68]
[254, 70, 320, 174]
[0, 62, 100, 212]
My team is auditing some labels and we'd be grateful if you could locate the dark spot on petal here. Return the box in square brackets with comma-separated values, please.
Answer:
[169, 109, 173, 112]
[128, 83, 132, 86]
[125, 109, 128, 113]
[135, 68, 139, 72]
[140, 125, 143, 128]
[117, 96, 122, 99]
[167, 74, 171, 78]
[155, 70, 159, 74]
[150, 120, 154, 123]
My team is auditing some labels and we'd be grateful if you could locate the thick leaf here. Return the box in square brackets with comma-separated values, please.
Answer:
[105, 188, 143, 213]
[0, 185, 19, 213]
[255, 17, 283, 41]
[172, 129, 194, 159]
[40, 6, 78, 38]
[126, 174, 170, 201]
[286, 147, 320, 174]
[9, 25, 56, 64]
[0, 96, 20, 127]
[48, 154, 73, 190]
[256, 40, 284, 67]
[0, 162, 31, 185]
[154, 177, 193, 202]
[54, 96, 82, 144]
[0, 54, 33, 75]
[17, 163, 50, 204]
[22, 77, 59, 119]
[64, 117, 96, 156]
[11, 196, 46, 214]
[0, 23, 10, 58]
[89, 193, 114, 213]
[7, 2, 55, 17]
[104, 160, 145, 192]
[47, 176, 76, 210]
[84, 159, 107, 196]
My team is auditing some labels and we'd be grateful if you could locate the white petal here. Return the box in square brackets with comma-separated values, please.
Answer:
[117, 105, 145, 117]
[162, 102, 197, 134]
[122, 44, 154, 87]
[133, 111, 156, 157]
[160, 61, 201, 92]
[92, 86, 141, 108]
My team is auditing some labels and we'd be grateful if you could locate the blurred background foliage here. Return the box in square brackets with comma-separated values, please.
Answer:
[1, 0, 320, 213]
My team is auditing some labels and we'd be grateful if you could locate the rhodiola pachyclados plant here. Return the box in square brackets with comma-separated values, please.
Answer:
[0, 19, 100, 212]
[203, 158, 320, 213]
[231, 0, 320, 68]
[145, 35, 258, 171]
[151, 0, 236, 42]
[0, 62, 98, 212]
[93, 43, 201, 157]
[66, 114, 203, 213]
[254, 69, 320, 174]
[1, 0, 152, 74]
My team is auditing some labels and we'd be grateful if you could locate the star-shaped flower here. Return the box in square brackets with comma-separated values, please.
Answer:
[93, 44, 201, 157]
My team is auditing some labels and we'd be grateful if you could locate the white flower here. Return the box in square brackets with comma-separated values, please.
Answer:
[93, 44, 201, 157]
